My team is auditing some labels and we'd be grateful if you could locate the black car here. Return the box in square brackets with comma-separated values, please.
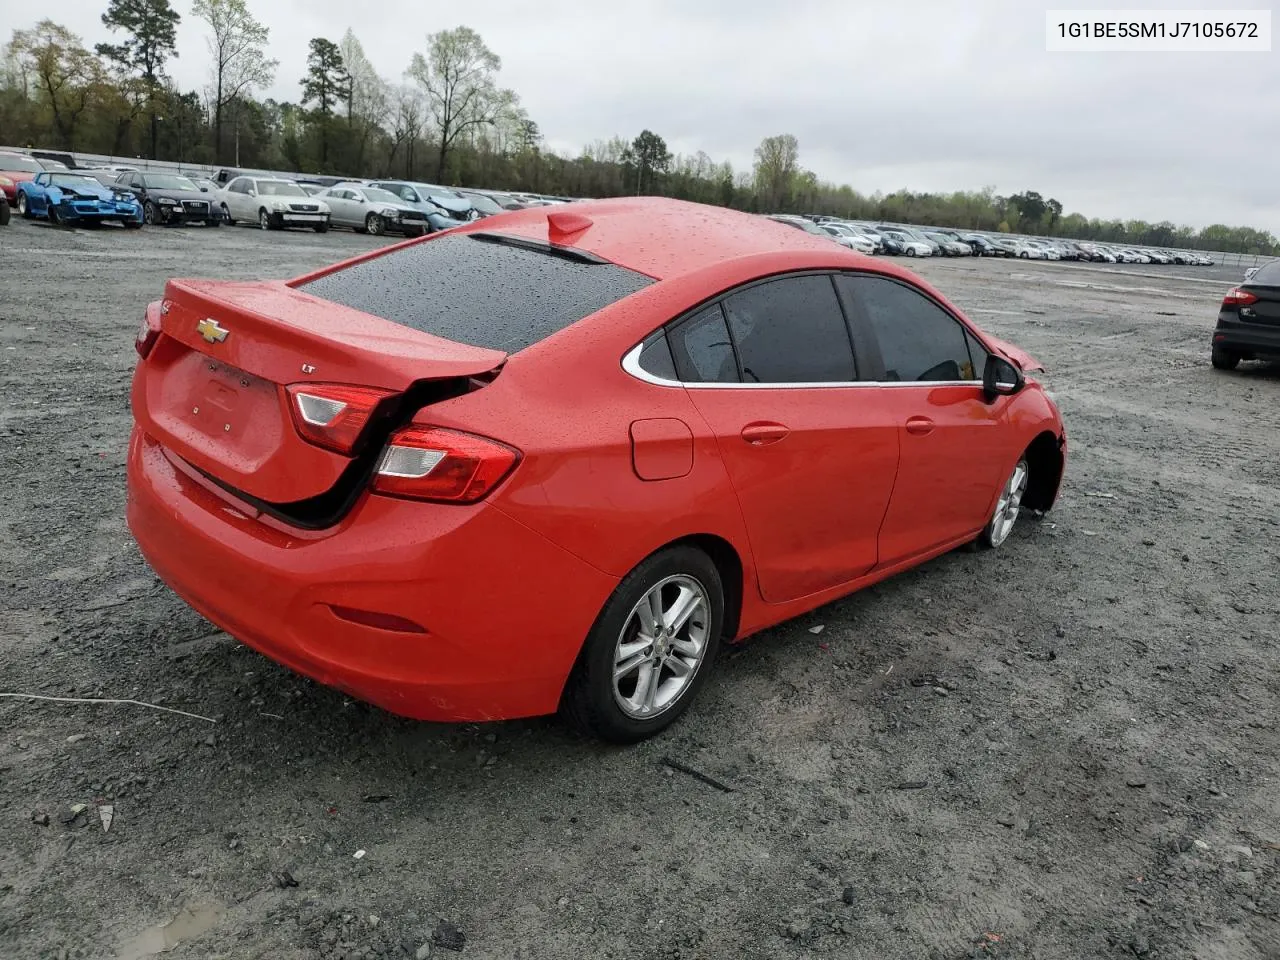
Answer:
[961, 233, 998, 256]
[115, 171, 223, 226]
[1211, 260, 1280, 370]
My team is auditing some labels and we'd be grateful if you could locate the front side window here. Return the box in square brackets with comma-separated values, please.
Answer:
[838, 274, 978, 382]
[722, 275, 856, 383]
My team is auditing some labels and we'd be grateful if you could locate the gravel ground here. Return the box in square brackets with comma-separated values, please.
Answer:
[1, 218, 1277, 960]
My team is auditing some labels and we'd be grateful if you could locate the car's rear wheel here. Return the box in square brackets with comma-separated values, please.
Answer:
[980, 458, 1029, 549]
[1211, 347, 1241, 371]
[905, 247, 916, 257]
[562, 545, 724, 743]
[365, 213, 385, 236]
[17, 193, 32, 218]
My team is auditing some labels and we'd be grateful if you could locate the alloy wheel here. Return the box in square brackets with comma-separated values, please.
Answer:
[611, 574, 711, 719]
[259, 209, 270, 230]
[987, 460, 1028, 547]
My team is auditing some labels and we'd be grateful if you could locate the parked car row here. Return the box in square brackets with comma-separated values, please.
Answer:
[782, 212, 1218, 266]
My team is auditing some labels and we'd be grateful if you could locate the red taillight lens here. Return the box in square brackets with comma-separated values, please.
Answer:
[371, 426, 520, 504]
[286, 383, 393, 455]
[135, 303, 163, 358]
[1223, 287, 1258, 306]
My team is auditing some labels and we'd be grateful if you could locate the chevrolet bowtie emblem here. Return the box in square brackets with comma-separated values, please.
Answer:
[196, 318, 229, 344]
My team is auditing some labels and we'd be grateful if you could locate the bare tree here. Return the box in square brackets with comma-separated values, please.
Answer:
[191, 0, 277, 163]
[387, 83, 424, 178]
[753, 133, 800, 211]
[407, 26, 516, 183]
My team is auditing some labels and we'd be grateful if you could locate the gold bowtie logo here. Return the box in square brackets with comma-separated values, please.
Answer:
[196, 318, 228, 344]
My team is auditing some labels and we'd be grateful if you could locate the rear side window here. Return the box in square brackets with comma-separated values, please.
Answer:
[723, 275, 856, 383]
[669, 305, 739, 383]
[297, 234, 654, 352]
[838, 274, 977, 382]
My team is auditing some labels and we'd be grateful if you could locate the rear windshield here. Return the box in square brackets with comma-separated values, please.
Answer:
[297, 233, 654, 352]
[1250, 260, 1280, 285]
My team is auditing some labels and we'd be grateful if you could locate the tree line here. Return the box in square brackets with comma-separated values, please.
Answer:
[2, 1, 1275, 255]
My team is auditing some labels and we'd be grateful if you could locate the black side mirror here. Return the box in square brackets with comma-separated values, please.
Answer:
[983, 354, 1025, 402]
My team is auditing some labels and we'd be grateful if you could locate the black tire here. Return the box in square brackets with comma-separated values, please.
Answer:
[313, 223, 328, 233]
[18, 193, 33, 219]
[0, 200, 9, 227]
[561, 545, 724, 743]
[365, 213, 384, 236]
[259, 208, 274, 231]
[205, 219, 220, 227]
[47, 204, 61, 226]
[1211, 347, 1240, 371]
[221, 204, 234, 225]
[905, 247, 917, 257]
[143, 201, 157, 225]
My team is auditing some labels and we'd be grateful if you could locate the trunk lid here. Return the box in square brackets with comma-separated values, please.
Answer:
[132, 278, 505, 506]
[1241, 282, 1280, 325]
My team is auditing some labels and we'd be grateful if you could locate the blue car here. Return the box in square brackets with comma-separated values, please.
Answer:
[16, 171, 143, 228]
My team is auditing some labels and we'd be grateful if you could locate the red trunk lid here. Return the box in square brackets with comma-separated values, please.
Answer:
[131, 278, 505, 504]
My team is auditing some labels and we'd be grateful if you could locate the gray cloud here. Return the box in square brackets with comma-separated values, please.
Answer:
[15, 0, 1279, 231]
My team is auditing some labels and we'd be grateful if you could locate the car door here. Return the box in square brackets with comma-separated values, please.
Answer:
[225, 178, 248, 219]
[836, 273, 1016, 566]
[671, 274, 900, 604]
[325, 189, 357, 226]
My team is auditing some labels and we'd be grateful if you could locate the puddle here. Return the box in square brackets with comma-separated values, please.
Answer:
[116, 902, 223, 959]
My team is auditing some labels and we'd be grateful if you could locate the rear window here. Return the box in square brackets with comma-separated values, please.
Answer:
[298, 233, 654, 352]
[1251, 260, 1280, 285]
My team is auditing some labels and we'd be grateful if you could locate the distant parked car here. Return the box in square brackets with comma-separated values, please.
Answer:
[115, 171, 224, 226]
[217, 176, 331, 231]
[820, 223, 877, 254]
[367, 180, 470, 232]
[0, 152, 44, 204]
[475, 190, 527, 211]
[925, 232, 972, 256]
[1211, 259, 1280, 370]
[961, 234, 998, 256]
[15, 171, 142, 227]
[318, 183, 432, 236]
[879, 229, 933, 257]
[454, 190, 506, 218]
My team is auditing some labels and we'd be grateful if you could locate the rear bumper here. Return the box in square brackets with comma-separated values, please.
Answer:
[125, 428, 618, 722]
[1214, 315, 1280, 357]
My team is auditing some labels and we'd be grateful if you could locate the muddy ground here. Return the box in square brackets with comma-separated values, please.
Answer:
[0, 218, 1277, 960]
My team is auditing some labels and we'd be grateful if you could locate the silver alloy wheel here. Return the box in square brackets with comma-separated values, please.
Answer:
[259, 209, 270, 230]
[366, 213, 383, 236]
[16, 193, 27, 216]
[987, 459, 1029, 547]
[612, 574, 711, 719]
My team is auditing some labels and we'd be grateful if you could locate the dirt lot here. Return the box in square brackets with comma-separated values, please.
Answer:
[1, 218, 1277, 960]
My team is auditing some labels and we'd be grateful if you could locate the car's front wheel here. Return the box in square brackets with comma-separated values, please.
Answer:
[143, 201, 157, 224]
[905, 247, 917, 257]
[313, 222, 329, 233]
[17, 193, 31, 218]
[365, 213, 385, 236]
[980, 458, 1029, 549]
[1211, 346, 1241, 371]
[562, 545, 724, 743]
[258, 208, 274, 231]
[47, 204, 61, 225]
[221, 204, 234, 225]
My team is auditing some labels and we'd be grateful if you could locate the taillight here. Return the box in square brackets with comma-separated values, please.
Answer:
[135, 303, 163, 358]
[286, 383, 393, 455]
[1223, 288, 1258, 306]
[372, 426, 520, 504]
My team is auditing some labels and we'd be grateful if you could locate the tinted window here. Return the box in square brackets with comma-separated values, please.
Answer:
[723, 275, 855, 383]
[668, 305, 739, 383]
[298, 234, 653, 353]
[839, 275, 977, 382]
[1252, 260, 1280, 285]
[637, 332, 678, 381]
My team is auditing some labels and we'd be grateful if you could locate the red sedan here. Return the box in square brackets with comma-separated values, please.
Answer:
[126, 199, 1066, 742]
[0, 152, 42, 204]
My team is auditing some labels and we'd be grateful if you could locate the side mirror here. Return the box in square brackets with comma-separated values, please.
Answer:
[983, 354, 1024, 402]
[200, 186, 209, 192]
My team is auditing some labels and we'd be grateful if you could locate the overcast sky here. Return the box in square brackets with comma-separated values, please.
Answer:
[18, 0, 1280, 233]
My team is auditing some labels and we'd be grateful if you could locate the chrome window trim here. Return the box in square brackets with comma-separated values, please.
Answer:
[621, 343, 981, 390]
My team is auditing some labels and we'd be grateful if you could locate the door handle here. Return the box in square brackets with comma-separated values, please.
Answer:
[741, 422, 790, 445]
[905, 416, 935, 436]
